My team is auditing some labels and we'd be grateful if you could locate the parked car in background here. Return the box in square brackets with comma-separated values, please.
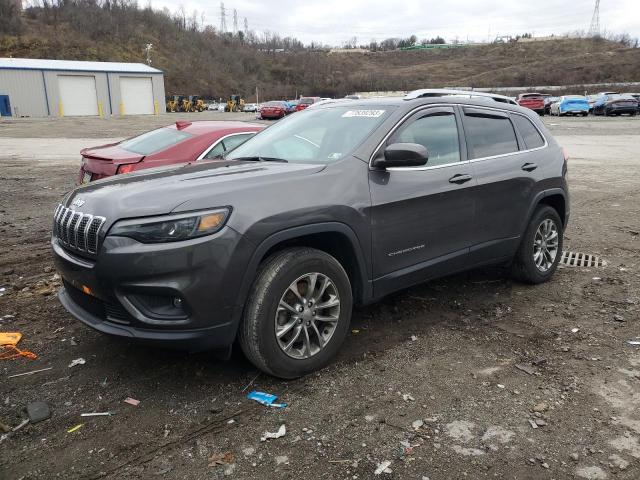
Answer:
[217, 103, 226, 112]
[544, 96, 560, 115]
[517, 93, 546, 115]
[259, 101, 289, 119]
[206, 102, 219, 111]
[78, 121, 264, 183]
[296, 96, 322, 111]
[628, 93, 640, 111]
[344, 94, 362, 100]
[243, 103, 258, 113]
[592, 94, 639, 116]
[287, 100, 299, 113]
[54, 92, 569, 378]
[550, 96, 590, 117]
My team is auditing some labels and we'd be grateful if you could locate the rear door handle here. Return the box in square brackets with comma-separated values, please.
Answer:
[448, 173, 473, 184]
[521, 162, 538, 172]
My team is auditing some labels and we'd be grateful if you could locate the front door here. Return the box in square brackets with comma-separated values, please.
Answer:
[0, 95, 11, 117]
[369, 106, 476, 297]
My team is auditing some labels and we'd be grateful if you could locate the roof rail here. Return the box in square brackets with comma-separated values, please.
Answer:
[405, 89, 517, 105]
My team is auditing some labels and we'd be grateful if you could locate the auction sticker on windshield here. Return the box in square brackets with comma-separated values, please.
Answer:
[342, 110, 386, 118]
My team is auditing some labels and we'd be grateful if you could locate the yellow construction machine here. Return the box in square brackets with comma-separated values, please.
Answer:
[166, 95, 181, 113]
[225, 95, 245, 112]
[190, 95, 206, 112]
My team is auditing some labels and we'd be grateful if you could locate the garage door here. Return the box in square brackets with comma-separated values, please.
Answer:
[120, 77, 154, 115]
[58, 75, 99, 116]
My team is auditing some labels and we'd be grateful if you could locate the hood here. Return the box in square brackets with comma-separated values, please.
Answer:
[64, 160, 326, 223]
[81, 143, 144, 165]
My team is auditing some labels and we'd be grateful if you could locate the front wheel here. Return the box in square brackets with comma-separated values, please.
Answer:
[511, 206, 563, 284]
[238, 247, 353, 379]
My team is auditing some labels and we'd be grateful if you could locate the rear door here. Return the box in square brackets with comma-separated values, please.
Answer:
[463, 107, 546, 263]
[369, 106, 476, 297]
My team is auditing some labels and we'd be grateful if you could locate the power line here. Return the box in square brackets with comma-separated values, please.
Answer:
[588, 0, 601, 37]
[219, 2, 226, 33]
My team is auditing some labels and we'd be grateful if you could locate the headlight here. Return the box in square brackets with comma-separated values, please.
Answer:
[109, 208, 230, 243]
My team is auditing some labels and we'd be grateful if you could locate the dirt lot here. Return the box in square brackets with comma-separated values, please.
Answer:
[1, 113, 639, 480]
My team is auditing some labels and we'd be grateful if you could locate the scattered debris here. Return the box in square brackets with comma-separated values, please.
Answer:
[535, 419, 547, 427]
[68, 358, 85, 368]
[7, 367, 52, 378]
[124, 397, 140, 406]
[497, 384, 505, 389]
[26, 401, 51, 423]
[570, 453, 580, 462]
[515, 363, 536, 375]
[242, 447, 255, 457]
[275, 455, 289, 465]
[533, 402, 549, 413]
[247, 390, 287, 408]
[402, 393, 415, 402]
[374, 460, 392, 475]
[261, 424, 286, 441]
[626, 340, 640, 346]
[80, 412, 115, 417]
[412, 419, 424, 430]
[0, 332, 37, 360]
[67, 424, 83, 433]
[241, 372, 260, 393]
[571, 328, 580, 333]
[528, 420, 539, 429]
[208, 451, 235, 467]
[410, 335, 418, 341]
[613, 314, 625, 322]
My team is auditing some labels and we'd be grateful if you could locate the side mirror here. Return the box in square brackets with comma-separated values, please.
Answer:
[372, 143, 428, 169]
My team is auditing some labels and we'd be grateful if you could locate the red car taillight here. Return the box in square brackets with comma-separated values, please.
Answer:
[117, 164, 135, 174]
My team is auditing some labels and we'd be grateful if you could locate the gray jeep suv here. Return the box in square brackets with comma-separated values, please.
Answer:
[52, 91, 569, 378]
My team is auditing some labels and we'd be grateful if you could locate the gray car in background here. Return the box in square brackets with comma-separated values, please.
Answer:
[51, 91, 569, 378]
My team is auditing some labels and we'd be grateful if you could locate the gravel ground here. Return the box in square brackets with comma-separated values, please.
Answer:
[0, 114, 639, 480]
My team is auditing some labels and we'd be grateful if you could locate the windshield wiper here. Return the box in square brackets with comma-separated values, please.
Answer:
[228, 156, 289, 163]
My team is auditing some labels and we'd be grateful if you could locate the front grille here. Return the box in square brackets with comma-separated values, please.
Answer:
[54, 204, 105, 254]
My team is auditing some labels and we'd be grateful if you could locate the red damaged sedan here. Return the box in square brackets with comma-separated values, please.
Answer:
[258, 101, 289, 120]
[78, 121, 264, 183]
[516, 93, 546, 115]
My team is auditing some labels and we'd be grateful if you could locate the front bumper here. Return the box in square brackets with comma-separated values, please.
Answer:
[52, 226, 254, 351]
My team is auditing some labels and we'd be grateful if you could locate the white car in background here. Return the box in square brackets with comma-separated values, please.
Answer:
[243, 103, 258, 112]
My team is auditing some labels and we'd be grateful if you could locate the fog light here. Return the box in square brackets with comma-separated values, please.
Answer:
[172, 297, 183, 308]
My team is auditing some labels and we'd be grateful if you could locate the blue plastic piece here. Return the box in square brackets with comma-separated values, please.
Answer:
[247, 390, 287, 408]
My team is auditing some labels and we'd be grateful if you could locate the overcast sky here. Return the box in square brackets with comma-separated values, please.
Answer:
[149, 0, 640, 45]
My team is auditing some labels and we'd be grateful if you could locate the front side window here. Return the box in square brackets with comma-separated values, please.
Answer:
[464, 113, 518, 159]
[389, 112, 461, 167]
[511, 114, 545, 150]
[119, 127, 192, 155]
[227, 105, 394, 164]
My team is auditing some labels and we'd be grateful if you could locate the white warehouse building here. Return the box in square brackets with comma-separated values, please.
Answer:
[0, 58, 165, 118]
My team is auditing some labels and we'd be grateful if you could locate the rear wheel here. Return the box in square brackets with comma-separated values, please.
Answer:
[238, 247, 352, 379]
[511, 206, 563, 284]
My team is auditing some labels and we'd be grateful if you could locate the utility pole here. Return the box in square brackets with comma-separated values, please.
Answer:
[255, 86, 259, 105]
[233, 9, 238, 35]
[244, 17, 249, 37]
[144, 43, 153, 65]
[588, 0, 601, 37]
[219, 2, 227, 34]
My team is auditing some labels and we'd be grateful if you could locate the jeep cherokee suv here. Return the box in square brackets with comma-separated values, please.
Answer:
[52, 90, 569, 379]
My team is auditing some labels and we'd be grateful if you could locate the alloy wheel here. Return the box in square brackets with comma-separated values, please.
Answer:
[533, 219, 559, 272]
[274, 272, 340, 359]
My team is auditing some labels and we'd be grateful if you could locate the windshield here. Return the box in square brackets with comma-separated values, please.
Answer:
[227, 105, 394, 164]
[119, 127, 192, 155]
[264, 101, 286, 107]
[299, 98, 315, 105]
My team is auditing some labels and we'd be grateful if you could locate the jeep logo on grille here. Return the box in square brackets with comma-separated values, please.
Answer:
[72, 198, 85, 208]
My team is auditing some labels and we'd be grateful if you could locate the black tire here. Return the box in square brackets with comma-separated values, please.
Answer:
[511, 205, 563, 284]
[238, 247, 353, 379]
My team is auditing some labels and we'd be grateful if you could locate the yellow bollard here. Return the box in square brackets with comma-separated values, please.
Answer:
[58, 101, 64, 117]
[119, 102, 125, 116]
[154, 100, 159, 115]
[98, 102, 104, 118]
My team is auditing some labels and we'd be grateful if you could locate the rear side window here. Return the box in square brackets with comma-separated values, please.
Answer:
[463, 113, 518, 159]
[203, 133, 255, 159]
[511, 114, 545, 150]
[390, 112, 460, 167]
[119, 127, 192, 155]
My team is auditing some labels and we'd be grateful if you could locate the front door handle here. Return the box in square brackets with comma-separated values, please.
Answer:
[449, 173, 473, 184]
[521, 162, 538, 172]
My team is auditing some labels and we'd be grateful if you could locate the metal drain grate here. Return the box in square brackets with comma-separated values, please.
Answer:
[559, 251, 606, 268]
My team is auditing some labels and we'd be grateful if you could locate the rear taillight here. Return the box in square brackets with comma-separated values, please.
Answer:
[117, 164, 135, 175]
